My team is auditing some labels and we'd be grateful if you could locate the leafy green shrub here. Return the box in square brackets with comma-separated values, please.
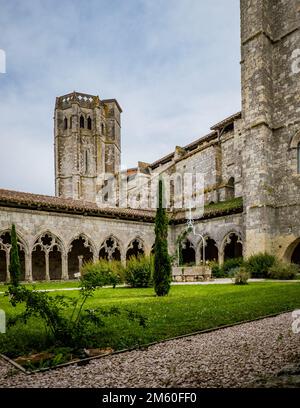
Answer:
[81, 259, 125, 288]
[268, 261, 299, 280]
[245, 253, 276, 278]
[222, 257, 244, 276]
[5, 265, 147, 358]
[209, 258, 244, 278]
[234, 268, 249, 285]
[209, 261, 222, 278]
[125, 255, 153, 288]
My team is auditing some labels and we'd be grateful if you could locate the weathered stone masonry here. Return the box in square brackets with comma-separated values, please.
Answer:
[0, 190, 244, 281]
[1, 0, 300, 281]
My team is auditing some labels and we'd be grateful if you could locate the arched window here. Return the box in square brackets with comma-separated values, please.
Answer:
[64, 117, 68, 130]
[181, 239, 195, 266]
[126, 238, 144, 260]
[226, 177, 235, 200]
[84, 150, 88, 174]
[101, 123, 105, 134]
[298, 143, 300, 174]
[80, 115, 84, 128]
[289, 131, 300, 173]
[87, 117, 92, 130]
[223, 233, 243, 261]
[170, 180, 175, 208]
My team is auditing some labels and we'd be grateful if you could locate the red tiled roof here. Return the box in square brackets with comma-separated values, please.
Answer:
[0, 189, 156, 222]
[0, 189, 243, 224]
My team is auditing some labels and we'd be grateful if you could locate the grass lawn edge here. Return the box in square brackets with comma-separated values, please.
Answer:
[1, 308, 295, 375]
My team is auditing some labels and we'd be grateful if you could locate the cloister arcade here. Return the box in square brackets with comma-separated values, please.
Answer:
[0, 229, 148, 282]
[5, 227, 290, 282]
[179, 231, 244, 266]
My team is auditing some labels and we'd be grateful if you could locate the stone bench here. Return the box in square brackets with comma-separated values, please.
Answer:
[172, 266, 212, 282]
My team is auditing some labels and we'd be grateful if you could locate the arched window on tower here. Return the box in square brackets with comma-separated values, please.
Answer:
[298, 143, 300, 174]
[64, 117, 68, 130]
[101, 123, 105, 134]
[84, 150, 88, 174]
[87, 117, 92, 130]
[80, 115, 85, 128]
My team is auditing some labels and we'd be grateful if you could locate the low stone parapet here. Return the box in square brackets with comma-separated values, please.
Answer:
[172, 266, 212, 282]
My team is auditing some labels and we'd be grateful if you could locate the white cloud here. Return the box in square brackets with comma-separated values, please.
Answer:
[0, 0, 241, 195]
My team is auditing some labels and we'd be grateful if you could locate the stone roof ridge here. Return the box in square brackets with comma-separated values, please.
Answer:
[149, 111, 241, 169]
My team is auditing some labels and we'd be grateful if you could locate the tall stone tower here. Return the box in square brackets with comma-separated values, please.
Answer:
[240, 0, 300, 257]
[54, 92, 122, 202]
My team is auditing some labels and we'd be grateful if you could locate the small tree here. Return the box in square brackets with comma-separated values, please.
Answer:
[9, 224, 21, 287]
[153, 179, 171, 296]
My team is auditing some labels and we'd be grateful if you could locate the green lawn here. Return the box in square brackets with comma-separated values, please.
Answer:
[1, 282, 300, 359]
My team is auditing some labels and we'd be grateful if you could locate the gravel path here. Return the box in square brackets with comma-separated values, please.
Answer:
[1, 312, 300, 388]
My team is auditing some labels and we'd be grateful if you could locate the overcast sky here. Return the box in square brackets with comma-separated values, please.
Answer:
[0, 0, 241, 196]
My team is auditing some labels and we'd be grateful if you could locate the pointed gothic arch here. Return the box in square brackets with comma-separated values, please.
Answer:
[32, 231, 64, 281]
[99, 235, 121, 261]
[199, 236, 219, 263]
[289, 130, 300, 174]
[221, 231, 243, 261]
[283, 238, 300, 266]
[68, 234, 95, 279]
[87, 116, 92, 130]
[80, 115, 85, 128]
[226, 177, 235, 200]
[181, 238, 196, 266]
[126, 237, 145, 260]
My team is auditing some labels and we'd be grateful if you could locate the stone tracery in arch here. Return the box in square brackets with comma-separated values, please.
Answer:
[126, 237, 145, 260]
[221, 231, 243, 261]
[32, 232, 64, 281]
[99, 236, 121, 261]
[68, 233, 95, 279]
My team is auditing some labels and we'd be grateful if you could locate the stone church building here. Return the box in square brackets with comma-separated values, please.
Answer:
[0, 0, 300, 282]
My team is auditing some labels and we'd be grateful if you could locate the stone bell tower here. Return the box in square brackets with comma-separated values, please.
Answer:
[54, 91, 122, 203]
[240, 0, 300, 257]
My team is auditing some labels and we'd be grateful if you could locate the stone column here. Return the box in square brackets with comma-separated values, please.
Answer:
[45, 251, 50, 281]
[25, 252, 33, 282]
[61, 253, 69, 280]
[219, 247, 224, 266]
[5, 250, 10, 283]
[78, 255, 84, 274]
[121, 252, 126, 267]
[195, 245, 201, 266]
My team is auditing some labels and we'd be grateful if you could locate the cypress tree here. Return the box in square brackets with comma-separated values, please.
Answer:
[153, 179, 171, 296]
[9, 224, 21, 287]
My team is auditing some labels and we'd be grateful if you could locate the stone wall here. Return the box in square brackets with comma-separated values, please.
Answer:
[0, 204, 245, 282]
[2, 1, 300, 283]
[55, 93, 122, 203]
[0, 206, 154, 282]
[240, 0, 300, 257]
